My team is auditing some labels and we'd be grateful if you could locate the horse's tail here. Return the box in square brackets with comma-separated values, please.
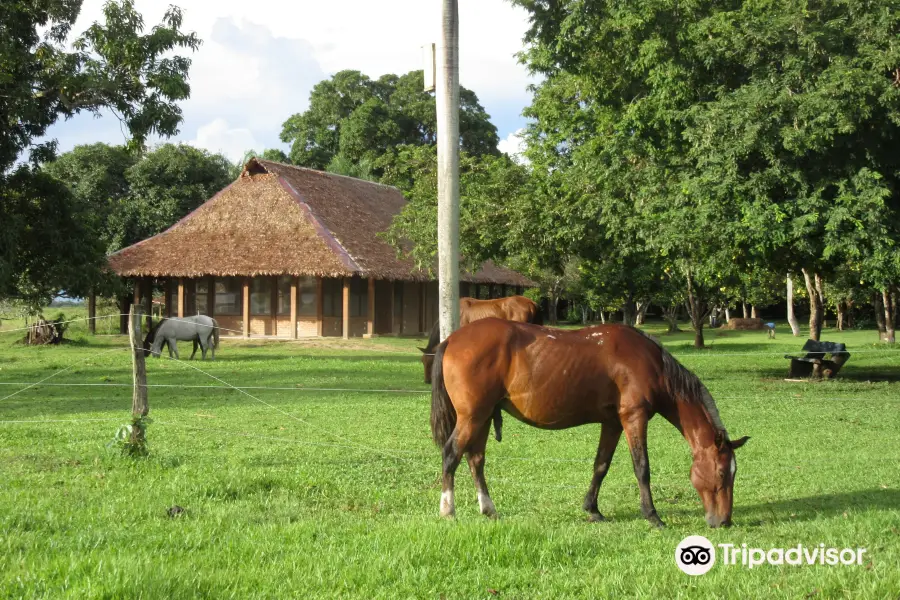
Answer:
[430, 340, 456, 447]
[212, 318, 220, 349]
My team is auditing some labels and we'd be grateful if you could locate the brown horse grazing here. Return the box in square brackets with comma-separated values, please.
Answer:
[430, 319, 748, 528]
[419, 295, 541, 384]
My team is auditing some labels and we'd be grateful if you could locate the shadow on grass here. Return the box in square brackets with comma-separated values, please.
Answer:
[737, 488, 900, 524]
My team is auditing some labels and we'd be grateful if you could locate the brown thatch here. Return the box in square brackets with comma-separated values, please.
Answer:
[109, 158, 534, 286]
[721, 317, 768, 330]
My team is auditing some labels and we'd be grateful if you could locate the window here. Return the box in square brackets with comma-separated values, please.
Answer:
[349, 277, 368, 318]
[195, 279, 209, 315]
[215, 277, 242, 315]
[276, 276, 292, 316]
[298, 276, 317, 317]
[322, 278, 343, 317]
[251, 277, 272, 315]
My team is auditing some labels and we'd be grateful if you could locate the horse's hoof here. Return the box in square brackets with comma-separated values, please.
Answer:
[650, 517, 666, 529]
[588, 512, 607, 523]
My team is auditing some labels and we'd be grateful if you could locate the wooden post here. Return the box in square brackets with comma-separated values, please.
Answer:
[88, 290, 96, 334]
[242, 278, 250, 338]
[290, 277, 298, 339]
[366, 277, 375, 337]
[177, 279, 185, 318]
[342, 277, 351, 339]
[316, 278, 324, 337]
[128, 304, 149, 446]
[474, 284, 481, 300]
[501, 284, 507, 298]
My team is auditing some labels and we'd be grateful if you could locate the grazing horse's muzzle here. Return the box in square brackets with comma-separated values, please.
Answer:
[706, 514, 732, 528]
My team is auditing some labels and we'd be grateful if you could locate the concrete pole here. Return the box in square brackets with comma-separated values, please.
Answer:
[436, 0, 460, 341]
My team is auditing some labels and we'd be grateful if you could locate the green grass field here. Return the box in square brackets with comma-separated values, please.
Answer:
[1, 312, 899, 598]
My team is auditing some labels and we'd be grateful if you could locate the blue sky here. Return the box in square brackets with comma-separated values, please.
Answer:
[45, 0, 534, 162]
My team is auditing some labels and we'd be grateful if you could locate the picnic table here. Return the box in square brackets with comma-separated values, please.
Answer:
[784, 340, 851, 379]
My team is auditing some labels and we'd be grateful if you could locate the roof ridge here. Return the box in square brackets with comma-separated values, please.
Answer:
[255, 159, 401, 192]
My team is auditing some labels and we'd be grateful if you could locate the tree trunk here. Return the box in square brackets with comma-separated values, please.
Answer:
[663, 305, 681, 333]
[884, 288, 896, 344]
[836, 302, 845, 331]
[751, 305, 758, 319]
[635, 299, 650, 326]
[875, 291, 887, 340]
[599, 311, 606, 324]
[549, 291, 559, 325]
[581, 304, 588, 325]
[742, 302, 749, 319]
[622, 297, 637, 327]
[787, 273, 801, 336]
[684, 270, 708, 349]
[802, 268, 824, 341]
[724, 307, 731, 323]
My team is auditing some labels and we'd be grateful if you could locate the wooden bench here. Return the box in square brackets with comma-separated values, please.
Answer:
[785, 340, 851, 379]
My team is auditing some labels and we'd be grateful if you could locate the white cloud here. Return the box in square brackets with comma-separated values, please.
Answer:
[498, 128, 528, 164]
[189, 118, 258, 162]
[44, 0, 537, 157]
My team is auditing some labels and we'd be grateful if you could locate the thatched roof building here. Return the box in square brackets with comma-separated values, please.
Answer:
[108, 159, 533, 338]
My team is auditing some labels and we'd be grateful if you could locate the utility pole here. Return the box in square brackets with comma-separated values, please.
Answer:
[436, 0, 460, 341]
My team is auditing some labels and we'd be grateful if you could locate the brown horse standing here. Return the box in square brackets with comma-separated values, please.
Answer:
[419, 295, 541, 383]
[430, 319, 748, 528]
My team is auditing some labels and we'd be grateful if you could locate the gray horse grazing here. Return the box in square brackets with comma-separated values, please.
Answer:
[143, 315, 219, 360]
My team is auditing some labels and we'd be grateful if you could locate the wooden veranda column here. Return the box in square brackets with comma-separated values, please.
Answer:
[366, 277, 375, 337]
[207, 276, 215, 316]
[270, 276, 278, 336]
[177, 279, 185, 318]
[142, 278, 152, 331]
[474, 284, 481, 299]
[88, 290, 96, 334]
[501, 284, 507, 297]
[316, 278, 324, 337]
[242, 278, 250, 338]
[290, 277, 298, 339]
[342, 278, 351, 339]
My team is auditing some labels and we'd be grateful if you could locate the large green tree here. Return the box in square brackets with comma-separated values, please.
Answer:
[0, 0, 200, 309]
[280, 70, 499, 171]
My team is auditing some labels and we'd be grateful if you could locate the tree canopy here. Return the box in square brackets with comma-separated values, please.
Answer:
[280, 70, 499, 172]
[0, 0, 200, 311]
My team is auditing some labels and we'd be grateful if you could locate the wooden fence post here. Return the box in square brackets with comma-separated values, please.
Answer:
[128, 305, 149, 447]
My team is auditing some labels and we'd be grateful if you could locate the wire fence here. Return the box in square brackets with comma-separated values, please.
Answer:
[0, 313, 897, 486]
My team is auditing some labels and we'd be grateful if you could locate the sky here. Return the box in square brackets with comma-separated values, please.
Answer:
[45, 0, 535, 163]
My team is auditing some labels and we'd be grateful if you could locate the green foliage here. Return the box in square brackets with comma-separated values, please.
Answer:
[1, 0, 200, 309]
[109, 415, 152, 457]
[379, 145, 526, 272]
[0, 0, 200, 172]
[280, 70, 499, 172]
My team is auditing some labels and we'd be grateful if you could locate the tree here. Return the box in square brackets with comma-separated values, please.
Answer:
[1, 0, 200, 309]
[117, 144, 234, 248]
[379, 145, 526, 274]
[42, 143, 137, 254]
[280, 70, 499, 171]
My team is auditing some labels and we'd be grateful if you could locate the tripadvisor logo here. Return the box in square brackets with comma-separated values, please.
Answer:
[675, 537, 868, 575]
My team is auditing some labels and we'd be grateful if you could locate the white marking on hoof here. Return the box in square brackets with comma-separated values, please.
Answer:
[440, 490, 455, 517]
[478, 492, 497, 517]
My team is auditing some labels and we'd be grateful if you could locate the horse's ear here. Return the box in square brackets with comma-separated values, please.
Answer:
[417, 346, 428, 353]
[730, 436, 750, 450]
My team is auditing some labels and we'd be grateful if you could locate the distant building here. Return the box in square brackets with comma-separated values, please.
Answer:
[108, 158, 532, 338]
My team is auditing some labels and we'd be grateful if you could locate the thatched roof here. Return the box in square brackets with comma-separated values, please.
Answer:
[108, 159, 534, 286]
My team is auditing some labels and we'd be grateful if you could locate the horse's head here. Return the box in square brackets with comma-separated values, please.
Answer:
[690, 432, 749, 528]
[419, 347, 435, 383]
[142, 333, 153, 357]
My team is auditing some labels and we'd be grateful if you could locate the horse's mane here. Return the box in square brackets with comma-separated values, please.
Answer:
[631, 328, 727, 435]
[143, 318, 167, 344]
[424, 321, 441, 353]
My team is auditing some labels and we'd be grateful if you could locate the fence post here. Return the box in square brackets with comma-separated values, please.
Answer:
[128, 305, 149, 446]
